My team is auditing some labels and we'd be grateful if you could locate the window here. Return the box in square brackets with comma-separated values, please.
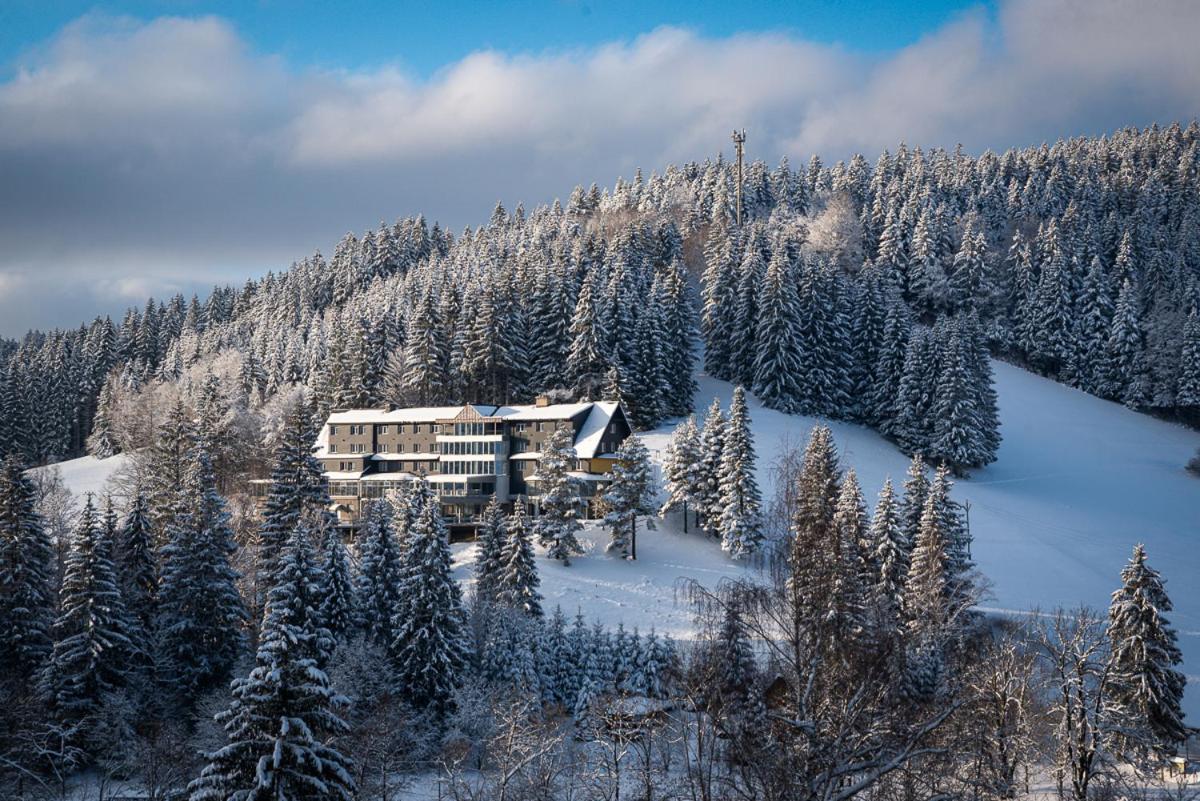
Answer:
[397, 443, 405, 453]
[413, 424, 422, 434]
[535, 421, 544, 433]
[397, 424, 407, 434]
[380, 443, 389, 453]
[432, 424, 442, 433]
[329, 443, 338, 453]
[376, 424, 389, 435]
[350, 443, 365, 454]
[329, 425, 338, 435]
[514, 422, 527, 433]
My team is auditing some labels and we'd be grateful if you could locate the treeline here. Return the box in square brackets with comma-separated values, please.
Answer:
[3, 121, 1199, 471]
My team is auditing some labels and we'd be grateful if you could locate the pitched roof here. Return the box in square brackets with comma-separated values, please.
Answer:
[573, 401, 620, 458]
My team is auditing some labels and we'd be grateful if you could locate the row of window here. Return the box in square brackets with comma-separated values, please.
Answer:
[451, 422, 503, 436]
[330, 421, 569, 438]
[330, 422, 445, 437]
[330, 442, 433, 454]
[440, 441, 499, 455]
[442, 460, 502, 475]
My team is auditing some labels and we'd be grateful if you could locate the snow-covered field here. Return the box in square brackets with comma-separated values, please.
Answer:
[42, 361, 1200, 716]
[30, 452, 133, 501]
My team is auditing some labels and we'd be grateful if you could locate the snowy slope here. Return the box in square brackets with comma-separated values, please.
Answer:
[452, 518, 754, 638]
[29, 453, 132, 501]
[640, 360, 1200, 717]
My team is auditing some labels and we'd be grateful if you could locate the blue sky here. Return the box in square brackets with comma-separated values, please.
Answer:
[3, 0, 988, 75]
[0, 0, 1195, 335]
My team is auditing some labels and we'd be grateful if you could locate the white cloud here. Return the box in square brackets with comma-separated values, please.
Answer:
[1, 0, 1198, 334]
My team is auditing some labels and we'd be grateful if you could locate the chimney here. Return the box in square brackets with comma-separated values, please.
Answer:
[535, 394, 551, 408]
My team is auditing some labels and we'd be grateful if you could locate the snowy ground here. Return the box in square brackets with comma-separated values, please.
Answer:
[42, 362, 1200, 717]
[29, 452, 132, 502]
[451, 514, 753, 638]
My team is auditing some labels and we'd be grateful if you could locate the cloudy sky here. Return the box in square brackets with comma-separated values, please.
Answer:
[1, 0, 1198, 336]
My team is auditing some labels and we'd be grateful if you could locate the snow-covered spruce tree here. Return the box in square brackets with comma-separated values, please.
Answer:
[549, 609, 581, 702]
[900, 486, 955, 699]
[1072, 257, 1114, 394]
[868, 477, 908, 644]
[40, 496, 132, 758]
[117, 491, 157, 628]
[86, 375, 119, 458]
[496, 498, 543, 617]
[925, 464, 975, 621]
[145, 399, 195, 547]
[1104, 278, 1150, 408]
[787, 425, 844, 653]
[567, 270, 608, 398]
[899, 454, 930, 551]
[657, 256, 698, 417]
[659, 415, 702, 533]
[829, 469, 870, 651]
[713, 593, 766, 741]
[602, 435, 658, 560]
[157, 441, 246, 702]
[258, 396, 331, 590]
[390, 482, 469, 717]
[697, 397, 727, 535]
[718, 386, 763, 559]
[1177, 309, 1200, 412]
[354, 500, 403, 648]
[869, 299, 913, 433]
[317, 525, 356, 645]
[0, 456, 55, 680]
[473, 495, 506, 603]
[929, 318, 985, 472]
[189, 525, 354, 801]
[893, 327, 939, 456]
[533, 427, 583, 564]
[701, 222, 739, 381]
[752, 249, 803, 412]
[1104, 544, 1188, 760]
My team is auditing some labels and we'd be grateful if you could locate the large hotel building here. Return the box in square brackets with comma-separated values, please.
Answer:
[306, 397, 632, 534]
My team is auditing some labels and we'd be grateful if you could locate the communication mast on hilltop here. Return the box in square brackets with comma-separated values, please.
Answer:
[731, 129, 746, 226]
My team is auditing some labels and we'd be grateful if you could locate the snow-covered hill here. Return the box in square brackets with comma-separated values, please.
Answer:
[641, 359, 1200, 717]
[42, 362, 1200, 716]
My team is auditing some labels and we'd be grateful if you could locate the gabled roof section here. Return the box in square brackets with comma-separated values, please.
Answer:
[452, 404, 500, 421]
[573, 401, 620, 458]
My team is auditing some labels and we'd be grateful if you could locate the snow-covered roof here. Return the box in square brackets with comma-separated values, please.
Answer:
[359, 472, 420, 482]
[499, 402, 593, 421]
[526, 470, 610, 483]
[573, 402, 620, 458]
[509, 452, 542, 460]
[324, 470, 364, 480]
[371, 452, 441, 461]
[325, 406, 466, 424]
[423, 474, 473, 484]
